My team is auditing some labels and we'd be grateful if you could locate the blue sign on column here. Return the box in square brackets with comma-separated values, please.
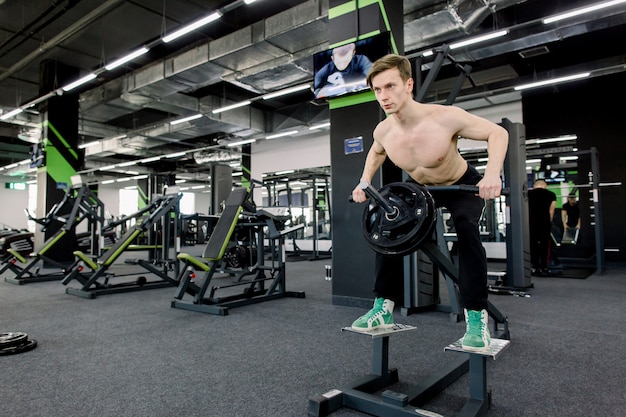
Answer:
[344, 136, 363, 155]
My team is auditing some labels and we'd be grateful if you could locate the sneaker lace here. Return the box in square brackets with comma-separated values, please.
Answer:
[467, 312, 485, 336]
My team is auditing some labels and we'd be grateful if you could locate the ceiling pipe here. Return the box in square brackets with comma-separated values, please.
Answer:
[0, 0, 125, 83]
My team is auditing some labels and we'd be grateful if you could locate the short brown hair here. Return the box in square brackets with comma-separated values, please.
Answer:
[366, 54, 412, 88]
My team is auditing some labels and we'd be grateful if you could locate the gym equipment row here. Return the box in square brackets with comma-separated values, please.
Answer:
[172, 187, 306, 315]
[1, 182, 106, 285]
[62, 189, 183, 299]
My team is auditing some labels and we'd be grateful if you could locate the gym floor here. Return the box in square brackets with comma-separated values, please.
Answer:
[1, 253, 624, 417]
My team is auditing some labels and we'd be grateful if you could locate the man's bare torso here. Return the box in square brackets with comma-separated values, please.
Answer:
[374, 104, 468, 185]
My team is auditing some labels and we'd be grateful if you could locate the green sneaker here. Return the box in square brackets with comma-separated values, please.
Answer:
[462, 309, 491, 352]
[351, 298, 395, 331]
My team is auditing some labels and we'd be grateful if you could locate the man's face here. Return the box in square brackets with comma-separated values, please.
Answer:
[332, 50, 354, 71]
[370, 68, 412, 114]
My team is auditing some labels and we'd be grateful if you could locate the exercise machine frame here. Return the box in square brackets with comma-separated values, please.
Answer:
[2, 182, 105, 285]
[62, 191, 182, 299]
[172, 188, 305, 315]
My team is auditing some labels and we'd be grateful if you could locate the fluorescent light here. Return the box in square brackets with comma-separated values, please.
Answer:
[262, 84, 311, 100]
[514, 72, 590, 91]
[140, 156, 161, 163]
[165, 151, 187, 158]
[101, 179, 115, 185]
[244, 0, 258, 4]
[560, 156, 579, 161]
[5, 163, 19, 169]
[105, 47, 150, 70]
[266, 130, 298, 140]
[212, 100, 251, 114]
[526, 159, 542, 164]
[527, 135, 577, 145]
[78, 141, 100, 149]
[309, 122, 331, 130]
[227, 139, 256, 147]
[117, 160, 138, 167]
[170, 113, 202, 125]
[543, 0, 626, 24]
[275, 170, 295, 175]
[450, 30, 509, 49]
[0, 108, 23, 120]
[116, 177, 131, 182]
[109, 134, 127, 141]
[61, 73, 97, 92]
[162, 12, 222, 43]
[191, 185, 205, 189]
[232, 172, 243, 177]
[99, 164, 117, 171]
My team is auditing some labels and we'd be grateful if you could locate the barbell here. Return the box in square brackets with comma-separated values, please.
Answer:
[357, 181, 509, 256]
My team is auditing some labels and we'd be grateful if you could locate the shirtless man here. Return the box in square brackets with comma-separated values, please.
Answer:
[350, 54, 509, 351]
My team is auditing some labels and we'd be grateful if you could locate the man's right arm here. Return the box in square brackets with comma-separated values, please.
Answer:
[352, 140, 387, 202]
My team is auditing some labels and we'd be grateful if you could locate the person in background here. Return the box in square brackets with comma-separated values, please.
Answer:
[561, 193, 581, 243]
[527, 179, 557, 275]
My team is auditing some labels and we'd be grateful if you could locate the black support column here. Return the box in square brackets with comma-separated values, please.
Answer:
[36, 60, 82, 263]
[329, 0, 403, 307]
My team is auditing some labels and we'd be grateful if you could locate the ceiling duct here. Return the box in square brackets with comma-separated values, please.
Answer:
[79, 0, 327, 159]
[193, 150, 239, 165]
[404, 0, 526, 53]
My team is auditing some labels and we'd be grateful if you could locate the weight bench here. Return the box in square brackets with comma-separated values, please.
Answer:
[308, 325, 510, 417]
[171, 188, 305, 315]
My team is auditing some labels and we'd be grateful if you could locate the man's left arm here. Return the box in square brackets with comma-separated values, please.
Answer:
[454, 108, 509, 199]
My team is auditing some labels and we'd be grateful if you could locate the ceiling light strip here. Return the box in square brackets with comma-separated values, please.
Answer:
[262, 84, 311, 100]
[450, 30, 509, 49]
[0, 108, 24, 120]
[212, 101, 251, 114]
[514, 72, 590, 91]
[61, 73, 97, 92]
[542, 0, 626, 24]
[266, 130, 298, 140]
[170, 114, 203, 125]
[105, 47, 150, 70]
[227, 139, 256, 147]
[162, 12, 222, 43]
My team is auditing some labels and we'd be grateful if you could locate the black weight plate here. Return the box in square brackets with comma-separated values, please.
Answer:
[0, 339, 37, 356]
[362, 182, 436, 256]
[0, 332, 28, 349]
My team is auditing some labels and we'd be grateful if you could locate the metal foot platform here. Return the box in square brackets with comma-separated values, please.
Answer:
[308, 326, 510, 417]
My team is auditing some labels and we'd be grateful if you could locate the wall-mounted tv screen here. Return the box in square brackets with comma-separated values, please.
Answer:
[313, 32, 391, 100]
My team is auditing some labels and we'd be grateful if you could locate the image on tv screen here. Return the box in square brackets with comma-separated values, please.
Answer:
[313, 32, 390, 100]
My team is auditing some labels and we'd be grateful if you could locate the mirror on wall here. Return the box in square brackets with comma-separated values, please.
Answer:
[261, 167, 332, 259]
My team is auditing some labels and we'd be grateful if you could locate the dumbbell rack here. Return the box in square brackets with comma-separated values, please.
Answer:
[308, 324, 510, 417]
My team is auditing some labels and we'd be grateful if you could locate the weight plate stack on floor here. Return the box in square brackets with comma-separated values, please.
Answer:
[0, 332, 38, 356]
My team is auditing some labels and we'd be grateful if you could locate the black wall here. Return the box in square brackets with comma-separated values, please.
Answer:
[522, 72, 626, 264]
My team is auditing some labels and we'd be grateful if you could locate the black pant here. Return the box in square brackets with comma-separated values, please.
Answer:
[373, 164, 488, 311]
[529, 226, 551, 271]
